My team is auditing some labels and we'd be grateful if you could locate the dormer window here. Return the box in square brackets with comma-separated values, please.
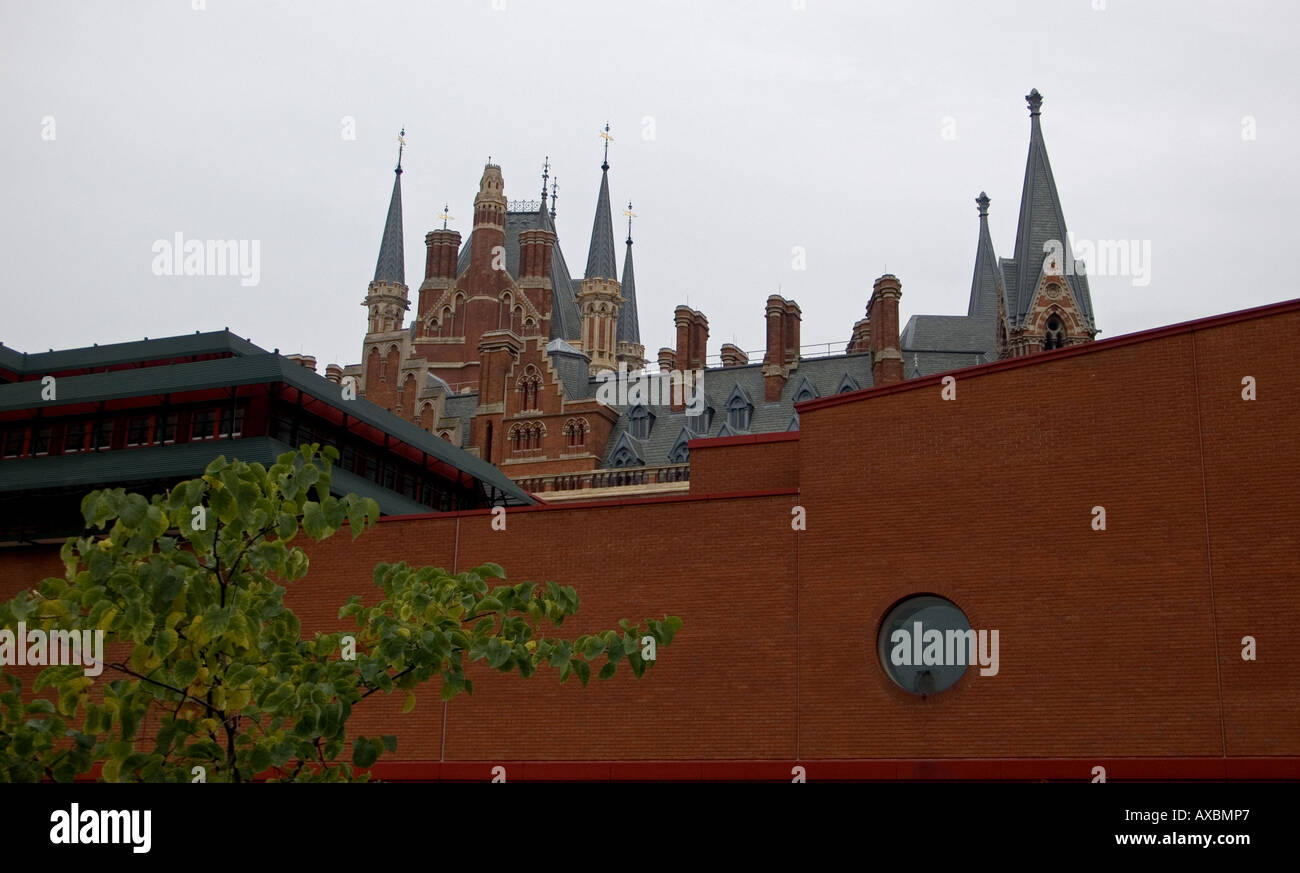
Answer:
[725, 385, 753, 432]
[628, 404, 654, 440]
[687, 406, 713, 435]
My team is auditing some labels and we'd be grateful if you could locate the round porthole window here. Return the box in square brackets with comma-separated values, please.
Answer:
[877, 595, 972, 695]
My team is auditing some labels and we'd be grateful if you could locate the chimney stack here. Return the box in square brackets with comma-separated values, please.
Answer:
[762, 295, 800, 401]
[720, 343, 749, 367]
[868, 274, 904, 385]
[658, 347, 677, 372]
[847, 316, 871, 355]
[325, 363, 344, 384]
[672, 306, 708, 411]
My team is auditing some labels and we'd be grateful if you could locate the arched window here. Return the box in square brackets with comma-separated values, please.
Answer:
[725, 386, 753, 432]
[668, 429, 690, 464]
[628, 405, 653, 440]
[792, 376, 818, 404]
[1044, 314, 1066, 350]
[508, 424, 522, 453]
[453, 293, 466, 337]
[517, 367, 542, 412]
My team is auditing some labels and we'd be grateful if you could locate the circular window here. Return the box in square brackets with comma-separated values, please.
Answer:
[877, 595, 972, 695]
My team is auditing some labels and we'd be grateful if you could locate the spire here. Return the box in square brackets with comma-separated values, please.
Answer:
[549, 177, 557, 220]
[618, 201, 640, 345]
[1009, 89, 1094, 329]
[584, 124, 619, 280]
[540, 156, 550, 209]
[372, 131, 406, 285]
[968, 191, 1001, 321]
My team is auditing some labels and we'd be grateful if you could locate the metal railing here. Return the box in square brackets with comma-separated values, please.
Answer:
[514, 462, 691, 495]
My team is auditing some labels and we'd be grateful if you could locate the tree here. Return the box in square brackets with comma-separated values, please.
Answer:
[0, 445, 681, 782]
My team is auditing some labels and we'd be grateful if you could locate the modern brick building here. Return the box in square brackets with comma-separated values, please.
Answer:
[1, 298, 1297, 780]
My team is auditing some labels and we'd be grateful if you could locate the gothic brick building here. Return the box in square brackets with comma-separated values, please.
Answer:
[339, 89, 1098, 499]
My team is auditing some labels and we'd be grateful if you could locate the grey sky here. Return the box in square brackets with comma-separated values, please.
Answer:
[2, 0, 1296, 367]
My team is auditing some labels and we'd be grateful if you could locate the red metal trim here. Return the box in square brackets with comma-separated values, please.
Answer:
[363, 757, 1300, 782]
[687, 431, 801, 450]
[797, 296, 1300, 414]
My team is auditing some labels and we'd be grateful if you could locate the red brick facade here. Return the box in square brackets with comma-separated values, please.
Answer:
[3, 300, 1298, 779]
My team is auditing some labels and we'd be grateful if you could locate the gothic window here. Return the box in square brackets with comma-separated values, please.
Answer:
[687, 405, 713, 436]
[628, 405, 653, 440]
[611, 445, 637, 467]
[792, 376, 819, 404]
[836, 373, 859, 394]
[725, 385, 753, 432]
[1044, 314, 1066, 350]
[440, 307, 452, 338]
[564, 418, 588, 449]
[453, 293, 466, 336]
[517, 367, 542, 411]
[668, 428, 690, 464]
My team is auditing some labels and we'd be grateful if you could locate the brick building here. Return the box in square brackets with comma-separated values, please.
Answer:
[2, 298, 1297, 780]
[339, 90, 1100, 500]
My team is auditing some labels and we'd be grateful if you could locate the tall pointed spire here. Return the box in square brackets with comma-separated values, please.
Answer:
[1009, 89, 1094, 330]
[540, 156, 550, 209]
[372, 130, 406, 285]
[967, 192, 1001, 321]
[584, 123, 619, 280]
[618, 201, 640, 345]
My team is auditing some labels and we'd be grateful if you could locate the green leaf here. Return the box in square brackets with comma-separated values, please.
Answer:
[401, 691, 416, 714]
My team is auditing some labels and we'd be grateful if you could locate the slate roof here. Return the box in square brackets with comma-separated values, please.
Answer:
[546, 339, 595, 402]
[455, 205, 581, 342]
[598, 354, 875, 467]
[1008, 89, 1094, 330]
[373, 168, 405, 285]
[583, 167, 618, 281]
[0, 330, 264, 377]
[617, 237, 640, 345]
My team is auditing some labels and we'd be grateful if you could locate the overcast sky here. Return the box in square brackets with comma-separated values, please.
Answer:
[3, 0, 1296, 367]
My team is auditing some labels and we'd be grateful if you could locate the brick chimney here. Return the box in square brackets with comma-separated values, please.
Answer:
[868, 274, 903, 385]
[325, 363, 344, 384]
[762, 295, 800, 401]
[847, 315, 871, 355]
[286, 354, 317, 373]
[720, 343, 749, 367]
[658, 347, 676, 372]
[672, 306, 708, 411]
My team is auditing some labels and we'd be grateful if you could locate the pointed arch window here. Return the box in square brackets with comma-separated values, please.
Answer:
[628, 404, 654, 440]
[517, 367, 543, 412]
[725, 385, 753, 432]
[668, 429, 691, 464]
[792, 376, 819, 404]
[836, 373, 859, 394]
[1044, 314, 1066, 350]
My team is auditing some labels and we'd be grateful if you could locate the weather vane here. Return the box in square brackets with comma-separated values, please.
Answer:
[396, 127, 406, 171]
[623, 201, 636, 242]
[600, 122, 612, 170]
[541, 156, 550, 203]
[439, 203, 453, 229]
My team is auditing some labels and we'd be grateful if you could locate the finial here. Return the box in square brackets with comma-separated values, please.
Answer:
[396, 128, 406, 174]
[976, 191, 990, 217]
[439, 203, 453, 230]
[623, 201, 636, 244]
[550, 177, 558, 219]
[600, 122, 612, 171]
[1026, 88, 1043, 117]
[541, 156, 550, 204]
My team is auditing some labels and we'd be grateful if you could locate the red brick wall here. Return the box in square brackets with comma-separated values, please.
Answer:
[2, 301, 1297, 773]
[689, 432, 799, 495]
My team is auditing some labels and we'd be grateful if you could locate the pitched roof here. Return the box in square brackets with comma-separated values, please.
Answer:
[373, 168, 405, 285]
[0, 337, 534, 505]
[617, 237, 640, 345]
[1009, 89, 1094, 329]
[598, 354, 876, 467]
[583, 168, 618, 281]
